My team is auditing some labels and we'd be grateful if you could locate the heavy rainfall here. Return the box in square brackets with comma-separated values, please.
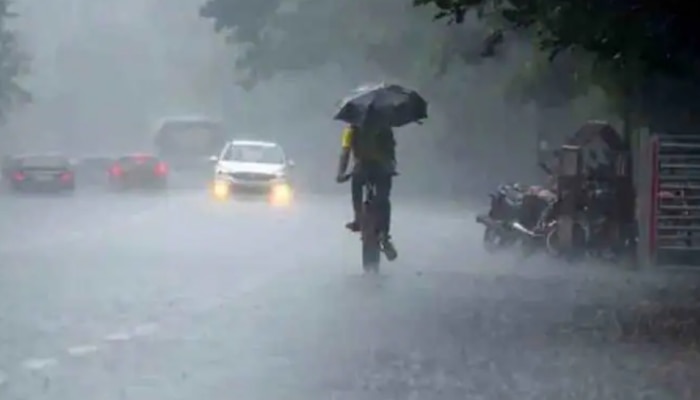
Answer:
[0, 0, 699, 399]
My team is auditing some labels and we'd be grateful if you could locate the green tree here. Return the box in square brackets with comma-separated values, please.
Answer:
[0, 0, 29, 121]
[415, 0, 700, 106]
[416, 0, 699, 71]
[199, 0, 459, 88]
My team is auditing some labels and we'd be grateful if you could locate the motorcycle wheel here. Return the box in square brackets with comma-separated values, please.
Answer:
[544, 225, 560, 257]
[545, 222, 587, 261]
[483, 227, 505, 253]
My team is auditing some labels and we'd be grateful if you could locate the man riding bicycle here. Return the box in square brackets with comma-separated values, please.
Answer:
[336, 123, 398, 260]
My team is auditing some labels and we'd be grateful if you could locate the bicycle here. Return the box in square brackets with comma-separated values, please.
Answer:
[339, 172, 391, 273]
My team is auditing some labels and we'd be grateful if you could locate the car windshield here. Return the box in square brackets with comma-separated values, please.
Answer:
[224, 144, 285, 164]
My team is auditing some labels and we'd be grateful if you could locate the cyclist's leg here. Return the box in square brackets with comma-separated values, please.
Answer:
[374, 172, 392, 235]
[374, 168, 397, 259]
[346, 167, 364, 231]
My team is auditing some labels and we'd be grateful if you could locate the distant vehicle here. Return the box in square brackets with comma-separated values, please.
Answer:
[153, 116, 227, 169]
[4, 153, 75, 193]
[210, 140, 294, 205]
[75, 156, 114, 186]
[108, 153, 168, 191]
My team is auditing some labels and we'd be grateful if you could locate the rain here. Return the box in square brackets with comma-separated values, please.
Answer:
[1, 0, 699, 399]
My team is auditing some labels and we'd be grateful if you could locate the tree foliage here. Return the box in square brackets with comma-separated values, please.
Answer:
[415, 0, 700, 97]
[199, 0, 455, 89]
[418, 0, 700, 72]
[197, 0, 604, 111]
[0, 0, 29, 121]
[200, 0, 700, 117]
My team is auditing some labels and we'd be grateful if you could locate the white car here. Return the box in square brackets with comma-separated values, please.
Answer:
[210, 140, 294, 204]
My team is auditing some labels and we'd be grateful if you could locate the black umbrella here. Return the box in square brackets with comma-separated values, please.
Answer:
[334, 83, 428, 128]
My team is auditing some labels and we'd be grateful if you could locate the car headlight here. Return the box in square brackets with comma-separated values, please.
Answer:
[269, 182, 292, 206]
[211, 179, 230, 199]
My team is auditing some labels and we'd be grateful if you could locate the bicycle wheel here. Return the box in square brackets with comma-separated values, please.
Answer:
[361, 201, 381, 272]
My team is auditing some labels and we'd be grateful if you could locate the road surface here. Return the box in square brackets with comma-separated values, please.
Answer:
[0, 188, 699, 399]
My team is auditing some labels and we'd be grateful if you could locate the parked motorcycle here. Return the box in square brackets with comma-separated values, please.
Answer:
[475, 182, 558, 254]
[475, 183, 524, 252]
[476, 155, 636, 262]
[524, 182, 628, 262]
[508, 188, 560, 257]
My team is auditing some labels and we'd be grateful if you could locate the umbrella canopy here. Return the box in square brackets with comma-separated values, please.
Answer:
[334, 83, 427, 128]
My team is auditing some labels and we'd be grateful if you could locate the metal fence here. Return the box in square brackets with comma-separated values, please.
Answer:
[650, 134, 700, 266]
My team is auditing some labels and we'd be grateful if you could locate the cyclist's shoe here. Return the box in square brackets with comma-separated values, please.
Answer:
[380, 234, 398, 261]
[345, 220, 361, 232]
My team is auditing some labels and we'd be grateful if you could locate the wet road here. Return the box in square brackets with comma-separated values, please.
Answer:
[0, 189, 699, 399]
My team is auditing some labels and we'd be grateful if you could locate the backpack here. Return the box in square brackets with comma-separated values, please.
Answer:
[350, 125, 395, 162]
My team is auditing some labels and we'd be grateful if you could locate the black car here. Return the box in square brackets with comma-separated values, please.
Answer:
[108, 153, 168, 190]
[4, 154, 76, 193]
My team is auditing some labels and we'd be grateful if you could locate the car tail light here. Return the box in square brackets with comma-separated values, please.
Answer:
[12, 171, 24, 181]
[109, 164, 123, 177]
[154, 162, 168, 176]
[60, 171, 73, 182]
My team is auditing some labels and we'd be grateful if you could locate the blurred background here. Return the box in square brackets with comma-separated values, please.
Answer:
[3, 0, 623, 200]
